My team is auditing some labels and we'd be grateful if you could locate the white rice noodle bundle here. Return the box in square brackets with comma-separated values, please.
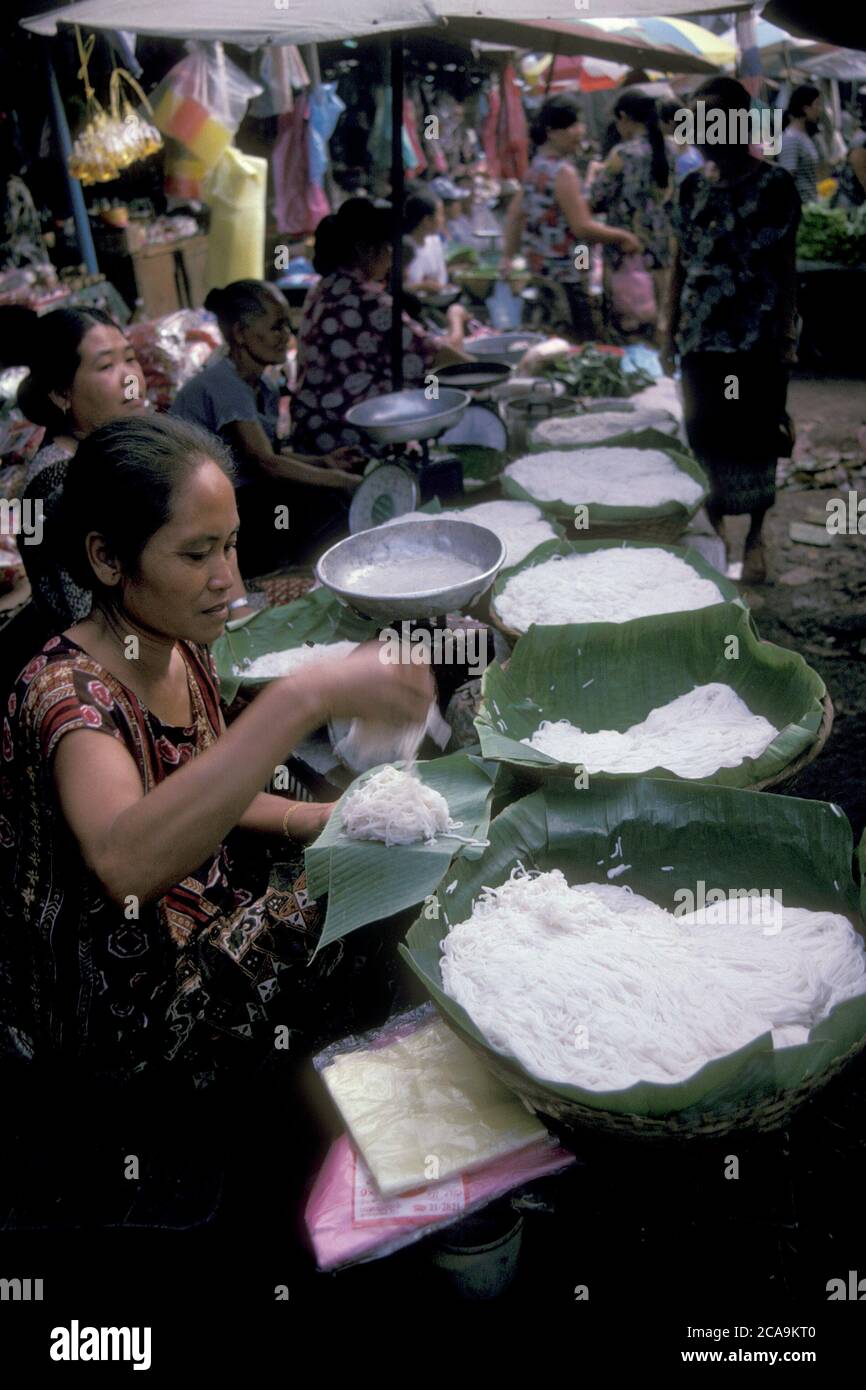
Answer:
[440, 870, 866, 1091]
[381, 500, 557, 568]
[529, 408, 676, 450]
[505, 446, 703, 509]
[238, 639, 358, 679]
[495, 548, 723, 630]
[340, 766, 454, 846]
[523, 683, 778, 779]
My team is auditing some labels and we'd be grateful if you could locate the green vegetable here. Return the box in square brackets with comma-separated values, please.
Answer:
[797, 204, 866, 266]
[541, 346, 655, 398]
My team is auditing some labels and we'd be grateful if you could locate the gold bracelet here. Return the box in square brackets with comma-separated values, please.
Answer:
[282, 803, 304, 838]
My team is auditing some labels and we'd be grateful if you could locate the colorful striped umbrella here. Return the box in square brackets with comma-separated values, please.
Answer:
[581, 16, 736, 70]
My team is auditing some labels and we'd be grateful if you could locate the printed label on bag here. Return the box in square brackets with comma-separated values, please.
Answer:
[351, 1150, 467, 1227]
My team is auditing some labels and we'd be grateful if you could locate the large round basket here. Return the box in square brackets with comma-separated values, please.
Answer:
[750, 692, 834, 792]
[450, 1015, 866, 1141]
[561, 511, 689, 544]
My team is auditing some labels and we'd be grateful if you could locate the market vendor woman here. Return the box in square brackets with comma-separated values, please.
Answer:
[292, 198, 469, 456]
[0, 415, 433, 1084]
[171, 280, 361, 572]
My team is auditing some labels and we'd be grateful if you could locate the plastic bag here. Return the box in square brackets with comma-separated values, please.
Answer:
[151, 42, 262, 175]
[313, 1004, 548, 1200]
[486, 279, 523, 330]
[609, 254, 656, 331]
[126, 309, 221, 411]
[204, 147, 267, 289]
[306, 1130, 575, 1273]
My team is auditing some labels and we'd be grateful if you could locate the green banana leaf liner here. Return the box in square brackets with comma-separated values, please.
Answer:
[401, 779, 866, 1120]
[475, 604, 826, 790]
[212, 587, 379, 706]
[503, 428, 708, 529]
[489, 535, 742, 636]
[305, 751, 499, 954]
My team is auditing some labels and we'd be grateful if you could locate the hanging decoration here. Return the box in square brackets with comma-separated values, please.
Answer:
[67, 27, 162, 186]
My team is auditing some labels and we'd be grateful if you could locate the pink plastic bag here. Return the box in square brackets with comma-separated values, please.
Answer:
[305, 1133, 575, 1272]
[609, 253, 656, 330]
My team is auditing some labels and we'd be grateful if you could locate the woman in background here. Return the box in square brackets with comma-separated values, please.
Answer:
[666, 77, 801, 584]
[171, 280, 360, 574]
[503, 94, 639, 340]
[778, 85, 823, 205]
[403, 190, 449, 292]
[589, 90, 673, 340]
[292, 198, 468, 456]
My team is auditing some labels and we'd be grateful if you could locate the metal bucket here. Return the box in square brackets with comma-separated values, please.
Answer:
[504, 393, 581, 458]
[429, 1202, 524, 1300]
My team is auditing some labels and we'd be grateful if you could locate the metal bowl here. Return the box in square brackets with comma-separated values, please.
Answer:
[344, 388, 470, 445]
[436, 360, 512, 390]
[464, 332, 546, 366]
[315, 518, 506, 622]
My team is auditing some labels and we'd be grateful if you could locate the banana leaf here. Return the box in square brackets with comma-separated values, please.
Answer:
[504, 428, 708, 528]
[449, 444, 506, 486]
[490, 536, 742, 635]
[211, 587, 379, 705]
[401, 779, 866, 1120]
[305, 752, 499, 954]
[475, 604, 826, 789]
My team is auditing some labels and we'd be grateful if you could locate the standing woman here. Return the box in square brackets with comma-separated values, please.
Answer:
[589, 90, 674, 340]
[171, 280, 361, 575]
[777, 85, 823, 205]
[666, 77, 801, 584]
[502, 94, 639, 340]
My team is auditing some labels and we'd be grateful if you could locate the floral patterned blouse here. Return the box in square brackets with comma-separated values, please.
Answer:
[670, 160, 801, 359]
[292, 266, 440, 455]
[0, 635, 334, 1086]
[521, 153, 585, 287]
[589, 135, 674, 271]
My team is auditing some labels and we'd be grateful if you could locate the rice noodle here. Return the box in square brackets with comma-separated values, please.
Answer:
[522, 683, 778, 778]
[505, 446, 703, 509]
[381, 500, 557, 567]
[494, 548, 724, 630]
[340, 766, 454, 846]
[238, 639, 358, 679]
[440, 870, 866, 1091]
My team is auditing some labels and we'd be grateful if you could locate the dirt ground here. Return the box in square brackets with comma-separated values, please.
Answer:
[730, 370, 866, 838]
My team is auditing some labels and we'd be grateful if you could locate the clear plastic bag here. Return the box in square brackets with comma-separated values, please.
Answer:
[151, 42, 262, 175]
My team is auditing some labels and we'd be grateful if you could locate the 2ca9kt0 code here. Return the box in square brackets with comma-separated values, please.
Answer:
[756, 1327, 816, 1338]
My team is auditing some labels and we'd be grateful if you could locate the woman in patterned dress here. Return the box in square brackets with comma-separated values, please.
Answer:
[588, 90, 674, 339]
[503, 94, 639, 340]
[665, 78, 801, 584]
[0, 414, 434, 1091]
[292, 198, 470, 456]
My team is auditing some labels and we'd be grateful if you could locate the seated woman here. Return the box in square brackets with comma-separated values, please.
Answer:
[171, 280, 361, 574]
[291, 198, 469, 457]
[403, 189, 448, 292]
[0, 414, 433, 1090]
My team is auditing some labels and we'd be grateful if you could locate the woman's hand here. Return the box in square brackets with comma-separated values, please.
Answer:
[310, 466, 363, 491]
[311, 641, 435, 728]
[320, 445, 367, 472]
[616, 228, 642, 256]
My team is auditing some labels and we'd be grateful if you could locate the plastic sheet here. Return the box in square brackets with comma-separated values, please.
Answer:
[314, 1004, 548, 1200]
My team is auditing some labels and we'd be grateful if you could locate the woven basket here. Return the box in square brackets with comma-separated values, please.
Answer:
[750, 692, 834, 792]
[449, 1014, 866, 1142]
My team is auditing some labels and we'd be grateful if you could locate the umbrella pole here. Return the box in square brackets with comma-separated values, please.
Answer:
[390, 33, 404, 392]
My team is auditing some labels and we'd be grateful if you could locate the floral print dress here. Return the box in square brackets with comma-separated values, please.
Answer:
[589, 135, 674, 271]
[19, 440, 90, 630]
[291, 266, 440, 455]
[0, 635, 344, 1088]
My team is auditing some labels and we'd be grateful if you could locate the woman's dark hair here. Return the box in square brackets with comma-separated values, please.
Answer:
[203, 279, 276, 336]
[60, 414, 235, 604]
[403, 191, 439, 235]
[16, 307, 121, 437]
[613, 91, 670, 190]
[784, 84, 821, 128]
[691, 76, 753, 158]
[530, 93, 581, 149]
[312, 198, 394, 276]
[659, 99, 682, 126]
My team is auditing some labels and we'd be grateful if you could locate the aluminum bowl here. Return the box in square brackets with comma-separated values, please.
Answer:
[315, 518, 506, 622]
[464, 332, 546, 366]
[344, 388, 470, 445]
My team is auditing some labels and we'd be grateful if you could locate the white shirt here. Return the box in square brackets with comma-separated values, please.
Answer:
[406, 234, 448, 288]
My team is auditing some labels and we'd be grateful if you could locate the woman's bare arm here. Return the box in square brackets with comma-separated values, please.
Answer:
[225, 419, 360, 491]
[503, 188, 525, 259]
[52, 648, 433, 906]
[555, 164, 638, 252]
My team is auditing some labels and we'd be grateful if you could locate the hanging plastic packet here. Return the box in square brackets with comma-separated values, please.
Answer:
[150, 41, 262, 176]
